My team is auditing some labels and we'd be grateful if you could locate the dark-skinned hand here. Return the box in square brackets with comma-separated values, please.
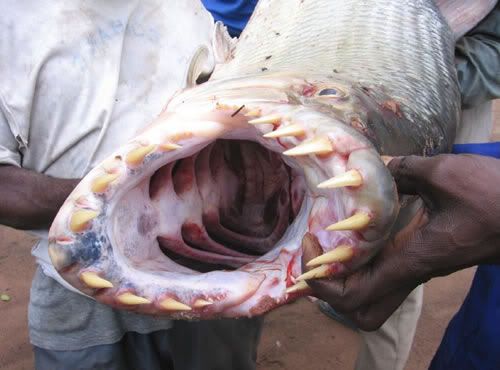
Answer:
[301, 154, 500, 331]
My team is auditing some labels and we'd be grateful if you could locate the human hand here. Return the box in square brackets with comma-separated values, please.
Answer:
[301, 154, 500, 330]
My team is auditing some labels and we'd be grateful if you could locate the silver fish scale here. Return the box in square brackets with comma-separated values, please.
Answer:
[212, 0, 461, 151]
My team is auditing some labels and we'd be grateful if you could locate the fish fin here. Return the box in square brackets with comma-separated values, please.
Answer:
[211, 22, 237, 70]
[436, 0, 497, 40]
[187, 22, 236, 85]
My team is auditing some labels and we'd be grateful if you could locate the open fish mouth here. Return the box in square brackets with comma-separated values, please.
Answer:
[48, 72, 400, 318]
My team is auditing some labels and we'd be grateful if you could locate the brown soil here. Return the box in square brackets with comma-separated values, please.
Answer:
[0, 223, 479, 370]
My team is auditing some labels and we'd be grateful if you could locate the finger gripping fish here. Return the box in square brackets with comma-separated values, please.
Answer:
[48, 0, 496, 318]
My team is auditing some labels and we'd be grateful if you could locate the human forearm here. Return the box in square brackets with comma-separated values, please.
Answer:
[0, 165, 79, 230]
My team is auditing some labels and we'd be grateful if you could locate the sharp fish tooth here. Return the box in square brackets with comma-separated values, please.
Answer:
[263, 124, 305, 138]
[70, 210, 99, 232]
[245, 109, 261, 117]
[91, 173, 120, 193]
[193, 299, 213, 308]
[296, 265, 331, 281]
[381, 155, 394, 166]
[159, 143, 182, 151]
[283, 137, 333, 156]
[80, 271, 113, 288]
[117, 292, 151, 305]
[48, 245, 71, 270]
[126, 144, 156, 166]
[306, 246, 354, 267]
[286, 280, 309, 294]
[248, 114, 282, 125]
[317, 169, 362, 189]
[160, 298, 192, 311]
[326, 212, 371, 231]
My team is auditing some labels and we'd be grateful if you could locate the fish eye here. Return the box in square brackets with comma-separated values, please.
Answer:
[318, 88, 338, 96]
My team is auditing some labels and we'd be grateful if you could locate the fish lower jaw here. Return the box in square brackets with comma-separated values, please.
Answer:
[48, 103, 399, 318]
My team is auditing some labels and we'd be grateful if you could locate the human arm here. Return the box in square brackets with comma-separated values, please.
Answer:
[301, 154, 500, 331]
[0, 103, 79, 230]
[0, 165, 79, 230]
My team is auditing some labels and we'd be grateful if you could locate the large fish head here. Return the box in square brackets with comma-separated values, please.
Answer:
[48, 72, 400, 318]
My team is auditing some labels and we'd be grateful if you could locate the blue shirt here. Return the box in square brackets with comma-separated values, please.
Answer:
[201, 0, 257, 37]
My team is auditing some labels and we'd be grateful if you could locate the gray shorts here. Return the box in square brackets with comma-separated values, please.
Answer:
[34, 317, 264, 370]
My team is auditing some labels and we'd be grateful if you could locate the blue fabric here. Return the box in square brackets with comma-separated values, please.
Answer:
[430, 143, 500, 369]
[452, 142, 500, 158]
[429, 265, 500, 370]
[201, 0, 257, 37]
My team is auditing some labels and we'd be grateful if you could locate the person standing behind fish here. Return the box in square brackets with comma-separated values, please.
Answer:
[0, 2, 263, 369]
[301, 6, 500, 370]
[200, 1, 423, 369]
[201, 1, 499, 370]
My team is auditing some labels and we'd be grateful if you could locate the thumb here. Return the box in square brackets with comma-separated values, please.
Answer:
[387, 155, 434, 195]
[300, 232, 323, 270]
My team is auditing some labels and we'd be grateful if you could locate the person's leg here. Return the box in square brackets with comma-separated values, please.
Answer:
[34, 341, 129, 370]
[166, 316, 265, 370]
[34, 330, 176, 370]
[354, 285, 423, 370]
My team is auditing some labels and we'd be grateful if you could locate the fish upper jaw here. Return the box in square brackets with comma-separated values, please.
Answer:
[48, 73, 399, 318]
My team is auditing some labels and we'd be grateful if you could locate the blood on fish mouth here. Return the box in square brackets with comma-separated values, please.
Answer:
[48, 73, 400, 318]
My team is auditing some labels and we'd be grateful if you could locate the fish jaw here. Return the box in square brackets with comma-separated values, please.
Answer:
[48, 73, 401, 318]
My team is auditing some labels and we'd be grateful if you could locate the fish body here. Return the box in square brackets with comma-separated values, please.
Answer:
[212, 0, 461, 156]
[48, 0, 493, 318]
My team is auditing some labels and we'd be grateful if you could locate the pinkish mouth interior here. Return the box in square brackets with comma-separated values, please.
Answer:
[112, 139, 305, 274]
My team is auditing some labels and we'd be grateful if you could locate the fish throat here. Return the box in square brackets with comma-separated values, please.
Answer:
[113, 139, 302, 273]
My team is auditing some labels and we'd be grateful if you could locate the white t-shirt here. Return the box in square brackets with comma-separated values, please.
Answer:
[0, 0, 217, 290]
[0, 0, 218, 350]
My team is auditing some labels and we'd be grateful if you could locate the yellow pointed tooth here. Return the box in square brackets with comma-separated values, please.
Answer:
[80, 272, 113, 288]
[160, 298, 192, 311]
[296, 265, 331, 281]
[286, 280, 309, 294]
[117, 292, 151, 305]
[317, 170, 363, 189]
[306, 246, 354, 267]
[126, 144, 156, 166]
[263, 124, 305, 138]
[48, 245, 71, 270]
[248, 114, 282, 125]
[193, 299, 213, 308]
[381, 155, 394, 166]
[326, 212, 371, 231]
[102, 156, 122, 172]
[245, 109, 261, 117]
[159, 143, 182, 151]
[283, 137, 333, 156]
[70, 210, 99, 232]
[91, 173, 120, 193]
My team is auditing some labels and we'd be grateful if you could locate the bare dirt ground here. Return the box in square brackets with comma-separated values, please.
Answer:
[1, 101, 499, 370]
[0, 224, 477, 370]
